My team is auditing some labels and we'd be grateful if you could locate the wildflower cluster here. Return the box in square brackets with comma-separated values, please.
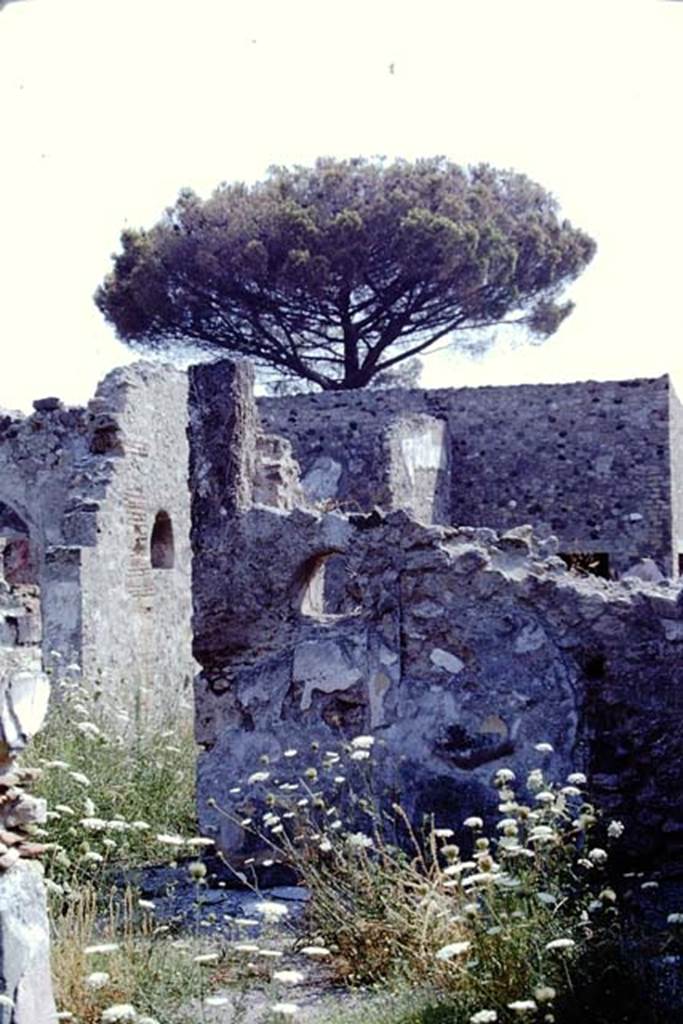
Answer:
[215, 737, 625, 1021]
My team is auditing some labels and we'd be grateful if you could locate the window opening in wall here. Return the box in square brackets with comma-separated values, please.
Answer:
[559, 551, 610, 579]
[150, 510, 175, 569]
[678, 553, 683, 577]
[294, 551, 359, 619]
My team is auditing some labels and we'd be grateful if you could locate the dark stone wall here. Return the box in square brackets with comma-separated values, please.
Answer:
[259, 375, 675, 575]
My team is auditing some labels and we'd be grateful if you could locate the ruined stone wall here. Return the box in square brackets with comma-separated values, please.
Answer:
[191, 362, 683, 893]
[0, 364, 195, 724]
[78, 364, 196, 722]
[259, 375, 675, 575]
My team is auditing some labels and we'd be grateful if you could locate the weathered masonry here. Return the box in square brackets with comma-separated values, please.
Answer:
[189, 361, 683, 900]
[259, 374, 683, 579]
[0, 363, 195, 724]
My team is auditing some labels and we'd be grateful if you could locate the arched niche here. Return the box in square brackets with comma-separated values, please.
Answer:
[150, 510, 175, 570]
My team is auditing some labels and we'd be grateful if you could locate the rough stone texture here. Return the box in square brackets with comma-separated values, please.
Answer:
[0, 862, 56, 1023]
[0, 630, 55, 1017]
[0, 362, 195, 724]
[190, 363, 683, 895]
[259, 375, 681, 575]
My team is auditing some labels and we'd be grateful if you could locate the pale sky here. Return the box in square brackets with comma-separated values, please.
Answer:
[1, 0, 682, 411]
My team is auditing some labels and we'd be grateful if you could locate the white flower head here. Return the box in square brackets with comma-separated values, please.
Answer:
[607, 820, 624, 839]
[85, 971, 110, 990]
[248, 771, 270, 784]
[534, 742, 554, 753]
[300, 945, 330, 957]
[351, 735, 375, 750]
[193, 953, 219, 964]
[435, 940, 471, 960]
[507, 1000, 537, 1014]
[494, 768, 515, 786]
[101, 1006, 137, 1022]
[347, 832, 373, 849]
[567, 772, 587, 786]
[470, 1012, 497, 1024]
[350, 749, 370, 761]
[269, 1003, 299, 1018]
[463, 816, 483, 829]
[588, 847, 608, 865]
[254, 900, 289, 920]
[84, 942, 119, 955]
[545, 937, 576, 952]
[273, 969, 305, 984]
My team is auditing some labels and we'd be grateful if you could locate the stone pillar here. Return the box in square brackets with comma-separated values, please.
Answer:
[0, 665, 56, 1021]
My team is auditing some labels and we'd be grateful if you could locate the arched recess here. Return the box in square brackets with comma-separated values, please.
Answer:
[150, 510, 175, 569]
[292, 550, 358, 618]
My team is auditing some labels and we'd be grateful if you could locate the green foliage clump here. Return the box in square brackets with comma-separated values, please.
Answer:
[96, 156, 596, 391]
[24, 674, 198, 893]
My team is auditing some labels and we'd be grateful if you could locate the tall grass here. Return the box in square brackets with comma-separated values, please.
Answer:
[214, 736, 628, 1023]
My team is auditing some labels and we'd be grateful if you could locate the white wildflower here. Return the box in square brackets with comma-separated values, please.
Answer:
[155, 833, 184, 846]
[283, 749, 298, 758]
[82, 851, 104, 864]
[350, 749, 370, 761]
[534, 790, 555, 804]
[258, 949, 284, 958]
[254, 900, 288, 920]
[435, 940, 471, 960]
[567, 772, 587, 785]
[193, 953, 219, 964]
[273, 969, 305, 984]
[269, 1003, 299, 1018]
[187, 836, 215, 848]
[607, 820, 625, 839]
[351, 735, 375, 750]
[470, 1012, 497, 1023]
[534, 985, 556, 1003]
[545, 937, 575, 951]
[347, 832, 373, 849]
[84, 943, 119, 955]
[204, 996, 229, 1006]
[463, 817, 483, 829]
[494, 768, 515, 785]
[433, 828, 454, 838]
[233, 943, 260, 953]
[507, 1000, 537, 1014]
[69, 771, 91, 786]
[138, 899, 155, 911]
[534, 742, 554, 753]
[248, 771, 270, 784]
[300, 945, 330, 957]
[80, 817, 107, 831]
[85, 971, 110, 989]
[101, 1006, 136, 1022]
[588, 847, 608, 865]
[667, 912, 683, 925]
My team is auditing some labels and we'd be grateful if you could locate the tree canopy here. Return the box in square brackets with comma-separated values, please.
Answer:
[95, 157, 596, 390]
